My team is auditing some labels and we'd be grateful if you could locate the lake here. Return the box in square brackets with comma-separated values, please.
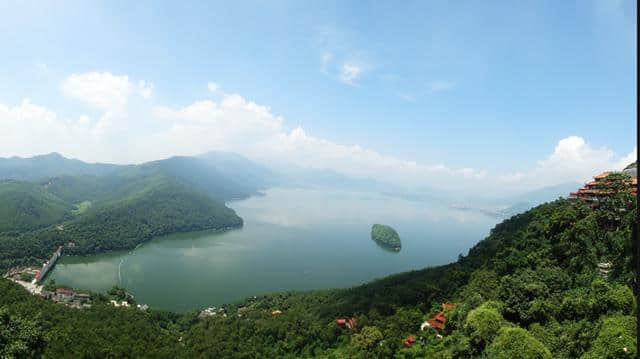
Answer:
[45, 187, 500, 312]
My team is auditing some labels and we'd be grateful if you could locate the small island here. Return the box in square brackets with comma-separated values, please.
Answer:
[371, 224, 401, 251]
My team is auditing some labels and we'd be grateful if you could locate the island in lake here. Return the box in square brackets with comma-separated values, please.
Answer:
[371, 224, 401, 251]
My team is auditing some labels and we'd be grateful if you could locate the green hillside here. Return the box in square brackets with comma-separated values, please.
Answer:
[0, 180, 72, 233]
[0, 152, 121, 181]
[0, 169, 243, 269]
[0, 180, 635, 358]
[59, 181, 242, 255]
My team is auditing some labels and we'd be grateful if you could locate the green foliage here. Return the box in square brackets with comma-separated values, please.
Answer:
[371, 224, 401, 249]
[459, 269, 501, 302]
[351, 326, 384, 350]
[0, 175, 242, 270]
[18, 272, 34, 282]
[0, 306, 46, 359]
[464, 305, 506, 352]
[485, 327, 552, 359]
[580, 315, 636, 359]
[0, 180, 72, 233]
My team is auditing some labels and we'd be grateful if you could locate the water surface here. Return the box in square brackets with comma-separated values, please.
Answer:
[47, 188, 499, 312]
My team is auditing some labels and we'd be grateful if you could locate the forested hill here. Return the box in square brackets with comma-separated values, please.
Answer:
[0, 180, 73, 233]
[0, 152, 122, 181]
[1, 175, 636, 358]
[0, 151, 278, 202]
[0, 164, 251, 270]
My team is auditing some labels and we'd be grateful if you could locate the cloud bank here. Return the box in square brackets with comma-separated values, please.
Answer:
[1, 71, 635, 194]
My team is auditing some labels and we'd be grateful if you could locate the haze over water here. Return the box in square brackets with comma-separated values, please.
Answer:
[46, 188, 500, 312]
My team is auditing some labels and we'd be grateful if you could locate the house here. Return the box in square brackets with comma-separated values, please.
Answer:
[421, 312, 446, 332]
[56, 288, 74, 301]
[41, 290, 54, 300]
[336, 317, 357, 329]
[271, 310, 282, 315]
[403, 335, 416, 348]
[75, 293, 90, 302]
[569, 171, 637, 205]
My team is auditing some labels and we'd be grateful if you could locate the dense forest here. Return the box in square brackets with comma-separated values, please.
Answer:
[0, 173, 243, 271]
[0, 180, 73, 233]
[1, 172, 636, 358]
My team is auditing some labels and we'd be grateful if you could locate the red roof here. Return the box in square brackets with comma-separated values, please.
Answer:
[404, 335, 416, 347]
[336, 319, 346, 326]
[594, 172, 611, 179]
[426, 311, 447, 331]
[56, 288, 74, 296]
[434, 313, 445, 322]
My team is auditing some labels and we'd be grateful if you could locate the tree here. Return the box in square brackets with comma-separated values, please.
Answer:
[484, 327, 552, 359]
[581, 315, 636, 359]
[351, 326, 383, 350]
[464, 305, 505, 353]
[0, 307, 46, 358]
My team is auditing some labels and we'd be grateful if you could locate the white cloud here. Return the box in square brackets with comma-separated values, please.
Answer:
[62, 72, 152, 110]
[321, 53, 332, 74]
[614, 146, 637, 170]
[2, 71, 635, 195]
[63, 72, 133, 110]
[138, 80, 154, 99]
[497, 136, 634, 190]
[317, 26, 371, 86]
[0, 100, 98, 160]
[339, 63, 362, 85]
[428, 81, 455, 94]
[207, 82, 219, 93]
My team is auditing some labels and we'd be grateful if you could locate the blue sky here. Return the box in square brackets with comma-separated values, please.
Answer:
[0, 1, 636, 192]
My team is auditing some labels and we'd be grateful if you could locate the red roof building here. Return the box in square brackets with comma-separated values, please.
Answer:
[425, 312, 446, 332]
[336, 317, 357, 329]
[403, 335, 416, 347]
[569, 171, 637, 205]
[56, 288, 74, 297]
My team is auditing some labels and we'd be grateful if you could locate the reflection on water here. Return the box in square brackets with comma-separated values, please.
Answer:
[47, 188, 499, 312]
[372, 240, 401, 253]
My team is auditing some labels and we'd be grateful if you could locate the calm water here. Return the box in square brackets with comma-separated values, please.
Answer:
[46, 188, 499, 312]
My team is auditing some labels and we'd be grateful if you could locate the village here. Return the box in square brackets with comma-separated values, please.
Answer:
[3, 245, 150, 311]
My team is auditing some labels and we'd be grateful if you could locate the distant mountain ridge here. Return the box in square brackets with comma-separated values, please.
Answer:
[0, 153, 123, 181]
[0, 151, 277, 202]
